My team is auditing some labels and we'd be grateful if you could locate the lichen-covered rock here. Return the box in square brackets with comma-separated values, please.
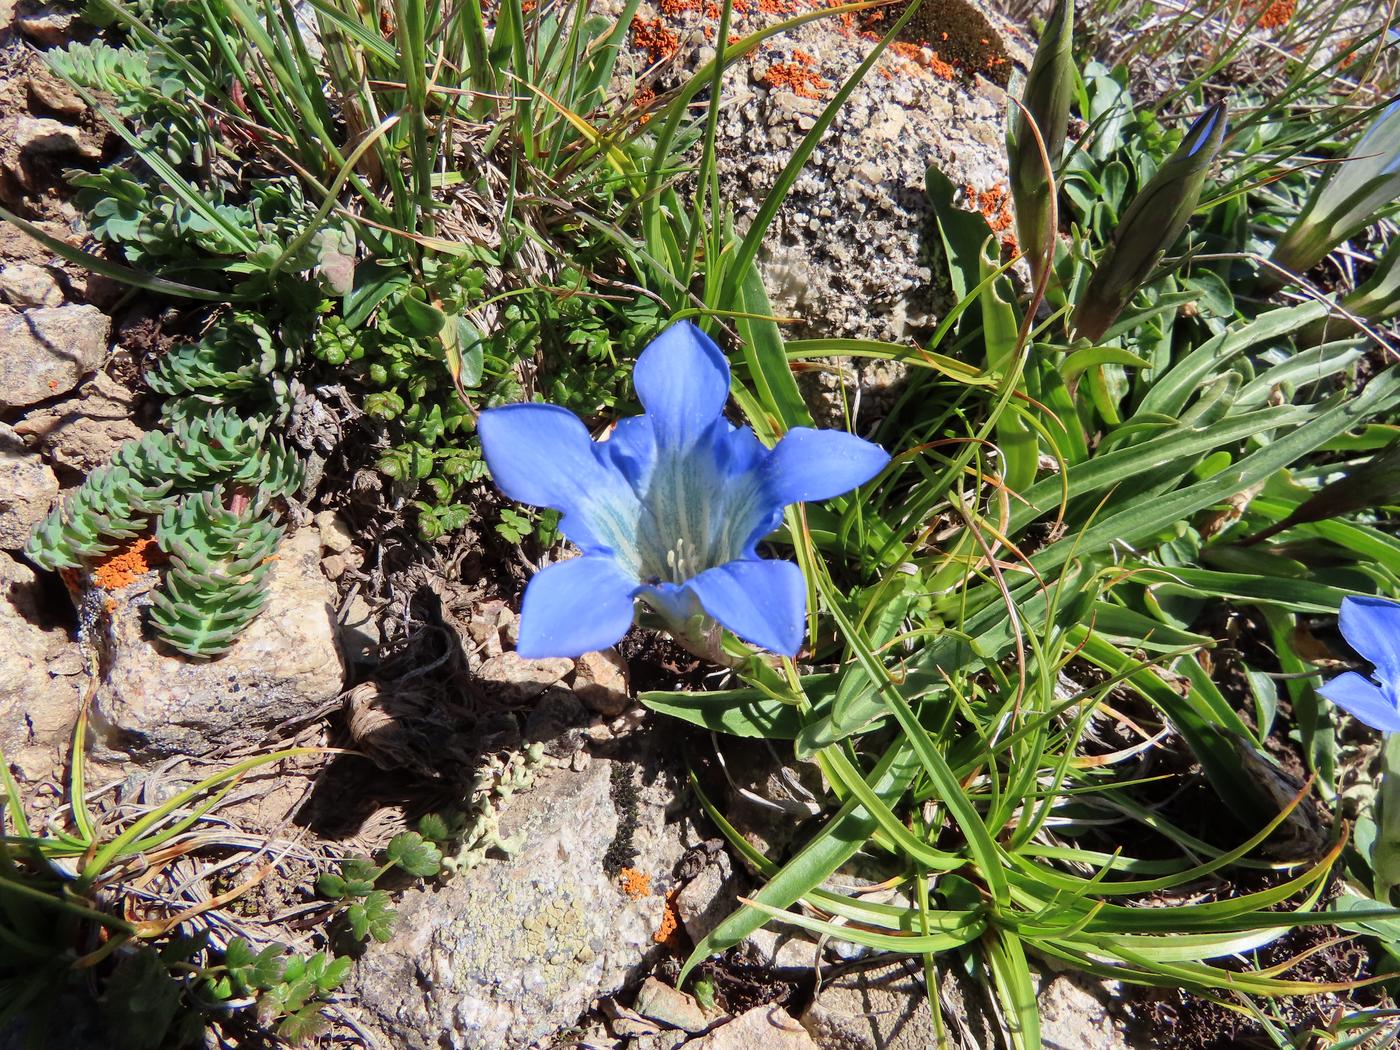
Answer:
[347, 756, 690, 1049]
[0, 422, 57, 552]
[616, 0, 1022, 345]
[0, 552, 82, 783]
[0, 305, 110, 408]
[93, 528, 344, 758]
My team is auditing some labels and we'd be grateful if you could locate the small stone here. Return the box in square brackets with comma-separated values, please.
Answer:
[573, 647, 630, 716]
[675, 851, 736, 945]
[0, 423, 58, 552]
[27, 68, 85, 117]
[634, 1034, 688, 1050]
[0, 306, 110, 409]
[314, 509, 354, 553]
[12, 372, 141, 472]
[603, 1000, 661, 1039]
[0, 262, 63, 307]
[633, 977, 710, 1034]
[799, 960, 1044, 1050]
[477, 651, 574, 705]
[15, 5, 75, 46]
[13, 116, 100, 160]
[337, 592, 378, 665]
[742, 927, 820, 974]
[321, 553, 347, 578]
[691, 1006, 817, 1050]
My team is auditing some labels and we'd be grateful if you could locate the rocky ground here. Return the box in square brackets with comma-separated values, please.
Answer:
[0, 1, 1150, 1047]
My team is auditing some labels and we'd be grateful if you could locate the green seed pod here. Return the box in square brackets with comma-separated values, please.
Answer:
[1008, 0, 1074, 286]
[1268, 98, 1400, 285]
[1071, 102, 1228, 343]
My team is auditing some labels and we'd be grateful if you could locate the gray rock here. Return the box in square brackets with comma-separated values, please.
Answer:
[12, 115, 100, 160]
[14, 5, 74, 47]
[27, 67, 86, 118]
[574, 647, 630, 716]
[93, 528, 344, 758]
[12, 371, 143, 473]
[691, 1005, 819, 1050]
[0, 306, 110, 409]
[313, 509, 354, 553]
[800, 959, 1132, 1050]
[336, 591, 378, 665]
[1038, 971, 1132, 1050]
[801, 960, 981, 1050]
[347, 756, 689, 1049]
[0, 553, 82, 784]
[632, 1034, 687, 1050]
[633, 977, 710, 1033]
[675, 850, 737, 945]
[476, 650, 575, 704]
[0, 262, 63, 307]
[0, 423, 57, 552]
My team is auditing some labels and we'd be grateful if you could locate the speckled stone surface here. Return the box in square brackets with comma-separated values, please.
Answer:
[613, 0, 1025, 345]
[347, 756, 692, 1049]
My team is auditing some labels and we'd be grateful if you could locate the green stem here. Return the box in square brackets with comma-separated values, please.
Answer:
[1375, 733, 1400, 904]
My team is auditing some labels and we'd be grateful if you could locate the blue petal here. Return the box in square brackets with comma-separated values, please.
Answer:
[685, 559, 807, 655]
[1338, 595, 1400, 687]
[637, 580, 702, 625]
[762, 427, 891, 505]
[598, 416, 657, 494]
[517, 556, 638, 658]
[1319, 671, 1400, 733]
[633, 322, 731, 448]
[479, 404, 640, 559]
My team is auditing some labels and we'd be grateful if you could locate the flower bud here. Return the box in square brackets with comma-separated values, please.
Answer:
[1071, 102, 1228, 343]
[1268, 98, 1400, 284]
[1007, 0, 1074, 285]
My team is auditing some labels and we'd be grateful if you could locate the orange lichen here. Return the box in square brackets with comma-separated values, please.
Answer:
[888, 40, 956, 80]
[1339, 41, 1357, 69]
[1249, 0, 1294, 30]
[619, 867, 652, 899]
[659, 0, 744, 16]
[632, 17, 680, 64]
[653, 887, 684, 947]
[757, 0, 797, 13]
[759, 59, 831, 99]
[91, 536, 164, 591]
[966, 182, 1014, 234]
[631, 86, 657, 126]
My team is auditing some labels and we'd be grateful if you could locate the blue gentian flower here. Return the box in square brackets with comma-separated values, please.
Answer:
[1320, 595, 1400, 733]
[478, 322, 890, 659]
